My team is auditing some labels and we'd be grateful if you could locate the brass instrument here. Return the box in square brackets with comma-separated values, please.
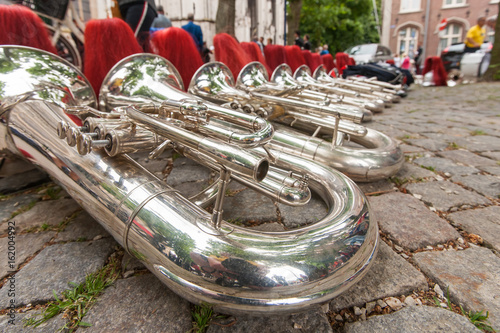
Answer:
[189, 61, 404, 182]
[0, 46, 378, 314]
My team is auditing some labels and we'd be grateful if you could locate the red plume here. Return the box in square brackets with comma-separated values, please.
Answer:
[301, 50, 314, 71]
[335, 52, 350, 75]
[0, 5, 57, 54]
[310, 53, 323, 72]
[264, 44, 287, 73]
[284, 45, 306, 73]
[322, 53, 335, 73]
[84, 18, 143, 96]
[150, 27, 203, 90]
[423, 56, 448, 86]
[213, 33, 251, 79]
[240, 42, 272, 76]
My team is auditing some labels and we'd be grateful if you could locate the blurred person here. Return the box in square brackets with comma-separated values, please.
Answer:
[266, 37, 273, 46]
[320, 44, 329, 55]
[182, 13, 203, 54]
[117, 0, 157, 51]
[393, 53, 401, 67]
[151, 5, 172, 29]
[294, 30, 304, 48]
[201, 41, 212, 63]
[413, 42, 423, 74]
[303, 34, 311, 51]
[252, 34, 264, 54]
[464, 16, 486, 53]
[401, 53, 411, 70]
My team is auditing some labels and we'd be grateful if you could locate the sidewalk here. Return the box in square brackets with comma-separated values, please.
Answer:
[0, 82, 499, 332]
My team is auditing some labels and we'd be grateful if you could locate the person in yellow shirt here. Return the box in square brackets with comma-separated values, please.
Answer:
[464, 17, 486, 53]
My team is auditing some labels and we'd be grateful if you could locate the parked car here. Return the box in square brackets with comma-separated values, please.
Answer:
[344, 44, 393, 65]
[440, 42, 492, 74]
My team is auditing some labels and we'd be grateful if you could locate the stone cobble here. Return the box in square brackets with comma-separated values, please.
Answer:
[0, 82, 499, 332]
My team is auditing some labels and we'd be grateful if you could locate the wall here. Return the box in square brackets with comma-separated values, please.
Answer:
[382, 0, 498, 59]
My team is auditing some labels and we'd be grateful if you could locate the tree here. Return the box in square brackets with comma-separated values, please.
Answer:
[287, 0, 303, 45]
[215, 0, 235, 35]
[298, 0, 379, 53]
[482, 2, 500, 81]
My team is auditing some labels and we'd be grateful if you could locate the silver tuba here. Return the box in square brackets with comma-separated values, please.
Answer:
[0, 46, 378, 315]
[293, 65, 385, 113]
[189, 61, 404, 182]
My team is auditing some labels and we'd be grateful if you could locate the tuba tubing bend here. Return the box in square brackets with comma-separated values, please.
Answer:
[0, 46, 379, 315]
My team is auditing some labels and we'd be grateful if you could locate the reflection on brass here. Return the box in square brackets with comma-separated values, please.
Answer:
[0, 46, 379, 315]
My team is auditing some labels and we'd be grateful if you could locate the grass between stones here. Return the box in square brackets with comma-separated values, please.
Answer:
[432, 287, 496, 332]
[23, 253, 121, 331]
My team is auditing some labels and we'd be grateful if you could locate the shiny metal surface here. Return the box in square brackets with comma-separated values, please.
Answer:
[294, 65, 384, 113]
[189, 62, 403, 182]
[99, 55, 274, 149]
[0, 46, 379, 314]
[314, 67, 390, 108]
[248, 63, 367, 123]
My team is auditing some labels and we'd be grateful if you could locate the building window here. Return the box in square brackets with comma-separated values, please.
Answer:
[443, 0, 466, 8]
[397, 27, 419, 58]
[400, 0, 421, 12]
[438, 23, 463, 54]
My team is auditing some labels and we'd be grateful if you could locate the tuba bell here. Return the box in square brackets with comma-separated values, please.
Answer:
[0, 46, 379, 315]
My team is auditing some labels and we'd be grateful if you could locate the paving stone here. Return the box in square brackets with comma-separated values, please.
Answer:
[404, 139, 450, 152]
[329, 242, 428, 312]
[392, 162, 436, 181]
[207, 310, 332, 333]
[447, 206, 500, 252]
[420, 133, 469, 144]
[0, 155, 37, 177]
[0, 231, 55, 279]
[413, 157, 480, 176]
[0, 193, 40, 224]
[451, 174, 500, 199]
[250, 222, 286, 232]
[413, 246, 500, 330]
[0, 169, 50, 195]
[1, 199, 82, 234]
[166, 156, 213, 186]
[82, 274, 192, 333]
[278, 194, 328, 229]
[343, 305, 481, 333]
[398, 144, 427, 154]
[405, 181, 491, 211]
[0, 239, 116, 308]
[121, 252, 146, 272]
[368, 192, 460, 251]
[55, 211, 109, 242]
[437, 150, 498, 167]
[478, 165, 500, 176]
[356, 179, 396, 195]
[0, 310, 68, 332]
[454, 135, 500, 152]
[222, 188, 278, 224]
[481, 152, 500, 161]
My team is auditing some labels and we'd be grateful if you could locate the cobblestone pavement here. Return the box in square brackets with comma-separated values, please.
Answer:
[0, 82, 499, 332]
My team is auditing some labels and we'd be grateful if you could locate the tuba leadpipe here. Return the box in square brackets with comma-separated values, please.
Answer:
[0, 46, 378, 314]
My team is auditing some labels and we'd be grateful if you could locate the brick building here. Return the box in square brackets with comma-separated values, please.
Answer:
[381, 0, 498, 60]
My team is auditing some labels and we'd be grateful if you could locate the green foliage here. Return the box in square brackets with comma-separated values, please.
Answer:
[24, 259, 120, 332]
[433, 286, 496, 332]
[299, 0, 380, 53]
[470, 129, 486, 136]
[191, 303, 214, 333]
